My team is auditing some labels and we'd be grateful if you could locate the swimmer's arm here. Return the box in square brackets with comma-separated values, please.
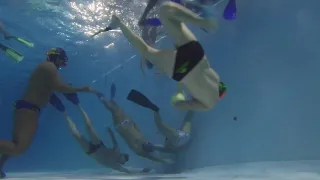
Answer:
[106, 127, 118, 149]
[133, 122, 142, 133]
[49, 64, 87, 93]
[99, 99, 113, 110]
[180, 111, 194, 131]
[151, 144, 169, 152]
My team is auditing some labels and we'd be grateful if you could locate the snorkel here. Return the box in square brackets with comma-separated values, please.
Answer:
[219, 81, 227, 99]
[46, 47, 68, 70]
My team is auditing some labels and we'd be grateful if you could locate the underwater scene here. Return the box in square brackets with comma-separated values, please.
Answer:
[0, 0, 320, 179]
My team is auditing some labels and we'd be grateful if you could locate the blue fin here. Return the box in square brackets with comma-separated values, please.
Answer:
[223, 0, 236, 20]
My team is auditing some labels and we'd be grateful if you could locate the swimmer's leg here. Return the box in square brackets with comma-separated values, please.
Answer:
[0, 110, 38, 156]
[159, 1, 218, 46]
[64, 113, 90, 151]
[138, 0, 160, 25]
[108, 15, 176, 70]
[154, 111, 178, 137]
[76, 105, 101, 144]
[180, 111, 194, 134]
[0, 155, 9, 178]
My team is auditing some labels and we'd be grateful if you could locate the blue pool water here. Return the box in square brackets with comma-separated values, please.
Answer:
[1, 0, 320, 179]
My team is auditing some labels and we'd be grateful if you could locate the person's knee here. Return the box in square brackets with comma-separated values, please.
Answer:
[11, 145, 28, 156]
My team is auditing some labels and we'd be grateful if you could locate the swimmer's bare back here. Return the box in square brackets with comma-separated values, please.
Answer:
[114, 118, 145, 152]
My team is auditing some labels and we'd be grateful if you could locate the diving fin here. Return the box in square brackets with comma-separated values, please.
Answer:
[14, 37, 34, 48]
[90, 27, 114, 37]
[127, 89, 159, 112]
[223, 0, 236, 20]
[0, 43, 24, 62]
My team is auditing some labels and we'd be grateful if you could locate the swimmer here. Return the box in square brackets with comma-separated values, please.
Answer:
[0, 48, 96, 178]
[127, 90, 193, 152]
[95, 83, 174, 164]
[98, 2, 227, 111]
[49, 92, 150, 174]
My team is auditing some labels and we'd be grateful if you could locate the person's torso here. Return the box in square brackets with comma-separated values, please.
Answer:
[21, 62, 53, 107]
[91, 146, 119, 166]
[114, 118, 145, 153]
[165, 130, 190, 149]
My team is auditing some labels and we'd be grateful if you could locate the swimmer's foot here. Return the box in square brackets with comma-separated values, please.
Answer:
[0, 171, 6, 179]
[108, 15, 121, 29]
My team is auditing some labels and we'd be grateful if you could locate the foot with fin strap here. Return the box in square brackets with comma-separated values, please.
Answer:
[0, 43, 23, 62]
[0, 171, 6, 179]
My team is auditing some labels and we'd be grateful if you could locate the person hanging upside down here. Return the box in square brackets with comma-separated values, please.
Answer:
[95, 83, 174, 164]
[49, 91, 151, 174]
[93, 2, 227, 111]
[0, 48, 95, 179]
[127, 90, 194, 153]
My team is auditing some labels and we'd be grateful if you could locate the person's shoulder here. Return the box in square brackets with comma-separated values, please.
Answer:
[37, 61, 56, 72]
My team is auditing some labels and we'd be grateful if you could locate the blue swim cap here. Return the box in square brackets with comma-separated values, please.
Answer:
[46, 47, 68, 66]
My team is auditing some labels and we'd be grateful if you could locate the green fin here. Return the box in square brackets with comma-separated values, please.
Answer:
[2, 45, 24, 62]
[15, 37, 34, 48]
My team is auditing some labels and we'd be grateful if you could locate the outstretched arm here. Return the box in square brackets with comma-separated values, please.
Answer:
[180, 111, 194, 133]
[48, 63, 91, 93]
[106, 127, 118, 149]
[153, 111, 177, 137]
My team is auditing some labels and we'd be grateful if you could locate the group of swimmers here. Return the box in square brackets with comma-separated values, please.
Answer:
[0, 0, 237, 178]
